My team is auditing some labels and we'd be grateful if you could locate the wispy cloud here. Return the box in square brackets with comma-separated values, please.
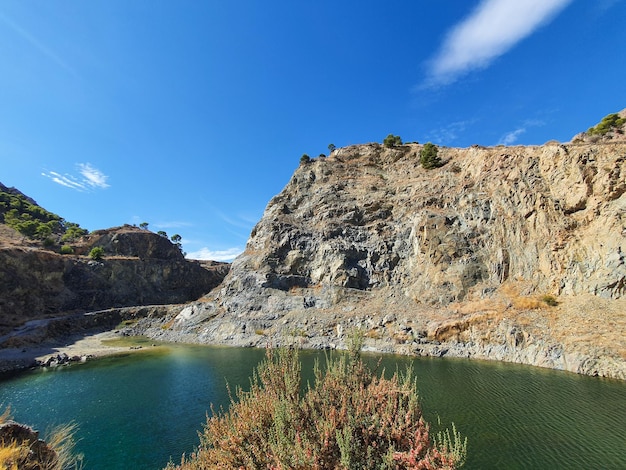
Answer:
[42, 163, 109, 191]
[426, 119, 475, 145]
[41, 171, 85, 190]
[186, 246, 244, 262]
[78, 163, 109, 189]
[215, 210, 259, 231]
[498, 128, 526, 145]
[497, 118, 545, 145]
[424, 0, 573, 87]
[153, 221, 194, 230]
[0, 11, 76, 75]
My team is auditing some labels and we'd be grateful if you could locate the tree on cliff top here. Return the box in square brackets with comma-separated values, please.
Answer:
[384, 134, 403, 147]
[167, 334, 466, 469]
[587, 112, 626, 135]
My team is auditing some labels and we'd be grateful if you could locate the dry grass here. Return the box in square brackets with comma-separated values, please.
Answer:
[0, 407, 83, 470]
[0, 440, 31, 470]
[365, 328, 382, 339]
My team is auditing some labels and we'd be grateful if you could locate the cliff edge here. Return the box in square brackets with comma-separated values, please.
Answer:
[0, 224, 229, 336]
[137, 112, 626, 379]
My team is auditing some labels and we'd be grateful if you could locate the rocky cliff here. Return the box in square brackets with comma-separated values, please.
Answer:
[136, 112, 626, 379]
[0, 225, 229, 335]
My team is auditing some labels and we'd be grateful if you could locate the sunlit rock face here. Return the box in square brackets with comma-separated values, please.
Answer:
[227, 138, 625, 309]
[0, 225, 229, 331]
[144, 113, 626, 379]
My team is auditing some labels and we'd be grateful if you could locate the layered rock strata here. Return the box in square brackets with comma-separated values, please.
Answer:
[0, 226, 229, 333]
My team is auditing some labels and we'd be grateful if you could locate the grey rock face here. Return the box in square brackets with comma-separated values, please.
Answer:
[229, 142, 625, 304]
[145, 140, 626, 379]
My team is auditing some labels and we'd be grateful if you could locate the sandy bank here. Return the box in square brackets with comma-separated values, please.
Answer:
[0, 330, 151, 375]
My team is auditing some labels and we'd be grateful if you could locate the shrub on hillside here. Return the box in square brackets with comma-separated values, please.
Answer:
[420, 142, 443, 169]
[167, 335, 466, 469]
[88, 246, 105, 261]
[300, 154, 311, 165]
[60, 245, 74, 255]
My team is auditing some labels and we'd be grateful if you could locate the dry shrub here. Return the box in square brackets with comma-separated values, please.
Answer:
[500, 282, 557, 311]
[0, 407, 83, 470]
[365, 328, 381, 339]
[44, 423, 83, 470]
[512, 297, 545, 310]
[168, 335, 466, 469]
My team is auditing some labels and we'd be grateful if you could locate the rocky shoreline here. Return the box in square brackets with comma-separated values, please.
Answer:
[1, 293, 624, 381]
[123, 294, 626, 380]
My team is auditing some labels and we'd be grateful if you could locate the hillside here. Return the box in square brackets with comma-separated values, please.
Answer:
[133, 111, 626, 379]
[0, 194, 229, 336]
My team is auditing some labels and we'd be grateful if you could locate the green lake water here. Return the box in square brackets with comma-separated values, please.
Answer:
[0, 343, 625, 469]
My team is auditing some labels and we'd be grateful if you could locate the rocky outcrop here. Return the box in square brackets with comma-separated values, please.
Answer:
[134, 119, 626, 379]
[0, 226, 229, 334]
[0, 421, 59, 468]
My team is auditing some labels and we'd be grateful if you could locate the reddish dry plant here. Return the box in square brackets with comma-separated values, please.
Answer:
[167, 337, 466, 470]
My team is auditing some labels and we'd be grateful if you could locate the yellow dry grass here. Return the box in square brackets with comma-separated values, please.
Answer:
[0, 441, 30, 470]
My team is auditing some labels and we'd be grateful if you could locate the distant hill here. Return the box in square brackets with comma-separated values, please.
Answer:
[0, 187, 229, 335]
[0, 182, 88, 246]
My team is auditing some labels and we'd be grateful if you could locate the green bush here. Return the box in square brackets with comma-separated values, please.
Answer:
[541, 294, 559, 307]
[300, 154, 311, 165]
[168, 335, 466, 469]
[587, 113, 626, 135]
[384, 134, 403, 147]
[60, 223, 88, 242]
[88, 246, 105, 261]
[60, 245, 74, 255]
[420, 142, 443, 169]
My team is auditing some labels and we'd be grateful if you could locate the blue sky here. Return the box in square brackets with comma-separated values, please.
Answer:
[1, 0, 624, 261]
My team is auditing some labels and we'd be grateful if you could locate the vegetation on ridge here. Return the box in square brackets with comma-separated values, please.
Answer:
[0, 186, 88, 244]
[167, 334, 466, 469]
[587, 112, 626, 136]
[383, 134, 403, 147]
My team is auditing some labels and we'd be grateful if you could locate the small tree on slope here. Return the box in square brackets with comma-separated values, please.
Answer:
[420, 142, 443, 169]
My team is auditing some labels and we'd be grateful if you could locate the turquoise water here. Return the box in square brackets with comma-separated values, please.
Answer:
[1, 344, 625, 469]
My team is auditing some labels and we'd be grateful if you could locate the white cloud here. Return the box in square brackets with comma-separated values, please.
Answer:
[497, 118, 544, 145]
[186, 247, 244, 262]
[498, 128, 526, 145]
[78, 163, 109, 189]
[41, 171, 86, 190]
[42, 163, 109, 191]
[425, 0, 572, 86]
